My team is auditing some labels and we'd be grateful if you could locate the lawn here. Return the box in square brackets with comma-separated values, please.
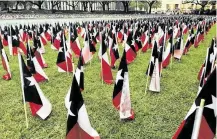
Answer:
[0, 24, 216, 139]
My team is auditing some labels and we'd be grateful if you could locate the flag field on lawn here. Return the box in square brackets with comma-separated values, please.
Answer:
[0, 15, 216, 138]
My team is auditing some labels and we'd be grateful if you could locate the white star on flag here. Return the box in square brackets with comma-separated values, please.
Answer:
[205, 95, 217, 116]
[67, 102, 76, 117]
[113, 45, 118, 51]
[104, 40, 108, 46]
[131, 40, 135, 46]
[115, 69, 123, 84]
[209, 53, 215, 63]
[13, 35, 18, 40]
[136, 37, 140, 42]
[59, 47, 63, 52]
[26, 77, 36, 86]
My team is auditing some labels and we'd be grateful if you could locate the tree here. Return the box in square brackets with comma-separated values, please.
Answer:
[130, 0, 148, 11]
[183, 0, 209, 13]
[50, 1, 60, 13]
[130, 1, 140, 9]
[209, 0, 216, 10]
[99, 1, 110, 11]
[66, 1, 79, 10]
[89, 1, 94, 12]
[81, 1, 88, 11]
[15, 1, 20, 10]
[121, 1, 130, 13]
[141, 0, 158, 14]
[0, 1, 15, 12]
[27, 0, 44, 10]
[152, 1, 161, 9]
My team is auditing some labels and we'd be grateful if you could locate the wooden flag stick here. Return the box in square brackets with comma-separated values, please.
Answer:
[191, 99, 205, 139]
[100, 32, 103, 85]
[101, 57, 103, 85]
[18, 51, 29, 128]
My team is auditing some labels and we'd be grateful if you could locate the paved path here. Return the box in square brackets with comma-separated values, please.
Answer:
[0, 14, 166, 25]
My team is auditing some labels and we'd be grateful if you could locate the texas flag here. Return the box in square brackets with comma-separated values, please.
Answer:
[70, 25, 81, 57]
[26, 40, 49, 83]
[56, 32, 73, 72]
[99, 32, 113, 84]
[125, 31, 137, 64]
[65, 56, 100, 139]
[113, 50, 135, 121]
[18, 52, 52, 120]
[0, 37, 11, 80]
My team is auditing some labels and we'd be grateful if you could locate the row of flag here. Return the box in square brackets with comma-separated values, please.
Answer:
[173, 38, 216, 138]
[0, 15, 216, 138]
[0, 16, 215, 82]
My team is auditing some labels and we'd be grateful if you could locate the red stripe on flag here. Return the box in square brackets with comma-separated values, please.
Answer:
[162, 53, 171, 68]
[35, 51, 44, 68]
[29, 102, 42, 116]
[33, 73, 48, 83]
[101, 58, 113, 84]
[70, 41, 80, 57]
[2, 73, 11, 80]
[67, 123, 100, 139]
[113, 91, 122, 110]
[198, 116, 215, 139]
[110, 50, 117, 67]
[19, 41, 27, 55]
[45, 32, 51, 41]
[142, 42, 149, 52]
[197, 64, 204, 80]
[126, 48, 136, 64]
[53, 39, 60, 50]
[40, 36, 47, 46]
[140, 34, 146, 43]
[3, 39, 8, 46]
[117, 32, 123, 43]
[13, 47, 18, 56]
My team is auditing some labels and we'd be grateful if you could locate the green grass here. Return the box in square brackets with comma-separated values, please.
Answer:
[0, 25, 216, 139]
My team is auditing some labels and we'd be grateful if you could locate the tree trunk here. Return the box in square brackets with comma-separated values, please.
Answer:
[89, 2, 94, 12]
[102, 4, 105, 11]
[23, 2, 27, 10]
[84, 3, 87, 11]
[123, 2, 129, 13]
[149, 4, 152, 14]
[16, 2, 19, 10]
[200, 5, 205, 14]
[3, 3, 8, 12]
[51, 6, 55, 13]
[124, 5, 129, 13]
[72, 2, 75, 10]
[38, 2, 44, 10]
[82, 2, 87, 11]
[107, 3, 110, 11]
[38, 3, 42, 10]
